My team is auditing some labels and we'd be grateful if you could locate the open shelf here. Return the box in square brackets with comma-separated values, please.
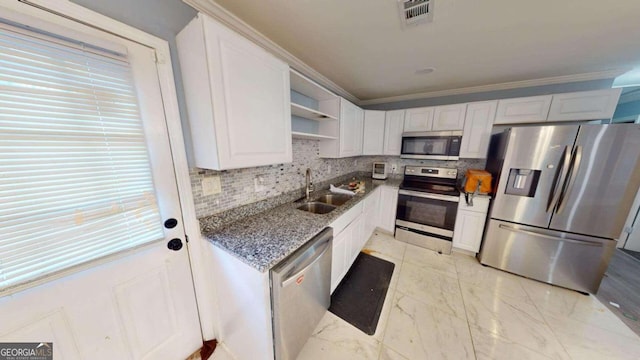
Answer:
[291, 131, 337, 140]
[291, 103, 337, 121]
[290, 69, 338, 101]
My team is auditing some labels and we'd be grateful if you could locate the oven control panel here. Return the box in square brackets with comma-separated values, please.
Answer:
[405, 166, 457, 179]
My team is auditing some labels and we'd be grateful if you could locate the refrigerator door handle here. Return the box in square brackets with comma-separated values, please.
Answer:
[556, 145, 583, 214]
[546, 146, 572, 213]
[498, 224, 603, 247]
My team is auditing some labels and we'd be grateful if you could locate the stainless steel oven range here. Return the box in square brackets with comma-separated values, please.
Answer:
[395, 166, 459, 254]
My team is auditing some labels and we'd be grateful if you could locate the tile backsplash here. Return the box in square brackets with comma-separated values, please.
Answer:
[190, 139, 486, 218]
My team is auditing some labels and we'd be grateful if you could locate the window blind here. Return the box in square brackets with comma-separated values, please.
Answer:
[0, 25, 164, 291]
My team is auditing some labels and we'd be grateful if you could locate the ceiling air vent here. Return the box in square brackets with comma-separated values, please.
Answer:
[398, 0, 434, 27]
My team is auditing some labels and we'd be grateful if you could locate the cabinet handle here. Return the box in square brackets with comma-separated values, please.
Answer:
[281, 240, 331, 287]
[498, 224, 602, 247]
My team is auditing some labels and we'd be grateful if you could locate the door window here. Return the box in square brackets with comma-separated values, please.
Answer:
[0, 22, 163, 291]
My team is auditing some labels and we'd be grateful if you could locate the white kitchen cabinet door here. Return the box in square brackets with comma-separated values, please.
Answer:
[178, 14, 291, 170]
[339, 98, 364, 157]
[547, 88, 622, 122]
[379, 186, 399, 233]
[494, 95, 553, 124]
[383, 110, 405, 155]
[404, 107, 434, 132]
[364, 188, 381, 239]
[452, 210, 487, 253]
[362, 110, 386, 155]
[433, 104, 467, 131]
[459, 101, 498, 158]
[348, 215, 366, 266]
[331, 225, 350, 293]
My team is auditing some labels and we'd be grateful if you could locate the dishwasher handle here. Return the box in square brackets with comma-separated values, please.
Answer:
[281, 239, 331, 288]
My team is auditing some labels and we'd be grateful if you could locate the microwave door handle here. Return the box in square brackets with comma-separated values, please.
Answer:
[546, 146, 571, 213]
[556, 145, 582, 215]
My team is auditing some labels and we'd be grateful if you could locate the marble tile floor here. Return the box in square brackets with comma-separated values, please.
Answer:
[296, 231, 640, 360]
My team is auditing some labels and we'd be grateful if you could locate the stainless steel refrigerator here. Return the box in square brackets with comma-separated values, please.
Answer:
[479, 124, 640, 293]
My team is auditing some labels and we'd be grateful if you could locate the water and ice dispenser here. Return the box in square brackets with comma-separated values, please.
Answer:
[505, 169, 541, 197]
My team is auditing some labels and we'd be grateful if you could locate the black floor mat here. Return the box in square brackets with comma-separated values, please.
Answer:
[329, 252, 395, 335]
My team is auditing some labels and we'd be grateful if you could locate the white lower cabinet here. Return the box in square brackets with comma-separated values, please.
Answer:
[364, 187, 380, 237]
[379, 186, 399, 233]
[452, 195, 490, 253]
[330, 187, 383, 293]
[349, 216, 366, 265]
[330, 224, 351, 293]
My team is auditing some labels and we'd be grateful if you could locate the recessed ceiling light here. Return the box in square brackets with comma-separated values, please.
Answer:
[415, 67, 435, 75]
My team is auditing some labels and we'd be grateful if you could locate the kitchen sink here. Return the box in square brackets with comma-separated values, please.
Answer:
[315, 194, 352, 206]
[297, 202, 337, 214]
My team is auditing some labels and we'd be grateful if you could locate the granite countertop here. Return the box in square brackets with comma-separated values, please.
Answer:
[200, 175, 402, 272]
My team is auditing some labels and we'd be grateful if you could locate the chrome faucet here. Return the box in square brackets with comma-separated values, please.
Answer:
[305, 168, 314, 201]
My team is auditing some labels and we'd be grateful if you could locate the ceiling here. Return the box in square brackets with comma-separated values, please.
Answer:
[211, 0, 640, 103]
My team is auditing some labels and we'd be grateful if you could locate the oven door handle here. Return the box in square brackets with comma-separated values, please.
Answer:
[398, 189, 459, 203]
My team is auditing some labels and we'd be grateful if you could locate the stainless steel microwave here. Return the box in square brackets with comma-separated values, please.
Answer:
[400, 131, 462, 160]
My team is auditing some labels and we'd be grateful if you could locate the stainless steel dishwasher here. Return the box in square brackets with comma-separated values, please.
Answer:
[270, 227, 333, 360]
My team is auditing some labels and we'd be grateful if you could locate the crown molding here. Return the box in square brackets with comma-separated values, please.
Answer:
[359, 69, 628, 106]
[183, 0, 359, 104]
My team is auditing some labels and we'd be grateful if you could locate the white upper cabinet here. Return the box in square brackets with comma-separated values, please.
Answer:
[494, 95, 553, 124]
[177, 14, 291, 170]
[362, 110, 386, 155]
[320, 98, 363, 158]
[432, 104, 467, 131]
[339, 98, 364, 157]
[404, 107, 434, 132]
[383, 110, 405, 155]
[403, 105, 465, 132]
[547, 88, 622, 122]
[459, 101, 498, 159]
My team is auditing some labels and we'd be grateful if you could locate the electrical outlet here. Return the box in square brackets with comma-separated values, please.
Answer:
[202, 176, 221, 196]
[327, 164, 332, 174]
[254, 175, 266, 192]
[391, 163, 398, 174]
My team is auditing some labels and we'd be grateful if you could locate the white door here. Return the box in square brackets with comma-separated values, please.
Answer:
[384, 110, 405, 155]
[339, 98, 363, 157]
[0, 5, 201, 360]
[432, 104, 467, 130]
[494, 95, 553, 124]
[459, 101, 498, 158]
[196, 14, 292, 170]
[547, 88, 622, 122]
[404, 107, 433, 132]
[362, 110, 385, 155]
[331, 226, 350, 293]
[379, 186, 399, 233]
[364, 188, 381, 238]
[452, 210, 487, 253]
